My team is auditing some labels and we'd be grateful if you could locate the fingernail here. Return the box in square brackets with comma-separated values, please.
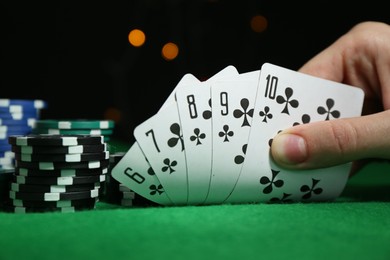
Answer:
[272, 134, 308, 164]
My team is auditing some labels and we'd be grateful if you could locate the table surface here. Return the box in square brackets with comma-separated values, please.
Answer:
[0, 149, 389, 260]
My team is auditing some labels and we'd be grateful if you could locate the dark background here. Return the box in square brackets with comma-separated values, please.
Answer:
[1, 1, 389, 143]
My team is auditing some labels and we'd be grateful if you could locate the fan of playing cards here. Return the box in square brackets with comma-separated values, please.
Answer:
[111, 63, 365, 206]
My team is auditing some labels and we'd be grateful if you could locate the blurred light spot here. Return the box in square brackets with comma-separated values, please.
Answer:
[162, 42, 179, 61]
[250, 15, 268, 33]
[128, 29, 146, 47]
[104, 107, 122, 124]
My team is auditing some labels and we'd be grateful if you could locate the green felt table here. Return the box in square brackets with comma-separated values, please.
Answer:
[0, 140, 389, 260]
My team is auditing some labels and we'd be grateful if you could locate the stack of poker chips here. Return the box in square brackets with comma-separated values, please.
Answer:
[0, 99, 47, 169]
[32, 119, 115, 142]
[4, 134, 108, 213]
[104, 152, 156, 207]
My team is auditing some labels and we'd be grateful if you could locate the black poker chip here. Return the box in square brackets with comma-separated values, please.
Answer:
[9, 189, 100, 201]
[15, 159, 109, 170]
[9, 197, 98, 208]
[109, 152, 126, 165]
[103, 152, 157, 207]
[113, 190, 136, 200]
[14, 151, 109, 162]
[3, 204, 96, 213]
[103, 152, 125, 202]
[0, 169, 14, 209]
[13, 174, 106, 185]
[0, 169, 13, 179]
[8, 134, 104, 146]
[15, 167, 108, 177]
[11, 143, 107, 154]
[10, 182, 101, 193]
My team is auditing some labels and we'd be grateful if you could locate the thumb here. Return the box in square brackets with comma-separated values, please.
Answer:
[270, 110, 390, 169]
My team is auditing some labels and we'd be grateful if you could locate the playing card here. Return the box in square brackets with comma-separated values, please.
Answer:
[111, 73, 200, 205]
[134, 66, 238, 205]
[134, 102, 188, 205]
[204, 70, 260, 204]
[111, 142, 173, 205]
[225, 63, 365, 204]
[160, 73, 200, 112]
[175, 65, 239, 204]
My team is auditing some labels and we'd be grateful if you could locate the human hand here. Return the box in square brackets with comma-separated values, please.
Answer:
[270, 21, 390, 175]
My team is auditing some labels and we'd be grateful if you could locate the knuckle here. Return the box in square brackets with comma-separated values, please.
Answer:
[327, 120, 358, 156]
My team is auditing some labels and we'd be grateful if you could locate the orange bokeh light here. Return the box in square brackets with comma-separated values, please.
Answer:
[250, 15, 268, 33]
[128, 29, 146, 47]
[161, 42, 179, 61]
[104, 107, 121, 124]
